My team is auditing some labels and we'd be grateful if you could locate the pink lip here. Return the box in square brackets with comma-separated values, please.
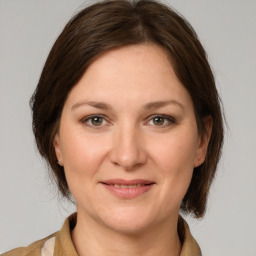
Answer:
[100, 179, 155, 199]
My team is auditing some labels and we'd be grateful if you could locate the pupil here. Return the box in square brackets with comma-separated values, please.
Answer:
[153, 117, 164, 125]
[92, 117, 102, 126]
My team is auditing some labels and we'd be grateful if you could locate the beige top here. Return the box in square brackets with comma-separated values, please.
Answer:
[2, 214, 201, 256]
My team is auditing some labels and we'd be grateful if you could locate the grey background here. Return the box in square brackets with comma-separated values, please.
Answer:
[0, 0, 256, 255]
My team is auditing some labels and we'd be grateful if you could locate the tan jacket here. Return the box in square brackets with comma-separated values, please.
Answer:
[2, 214, 201, 256]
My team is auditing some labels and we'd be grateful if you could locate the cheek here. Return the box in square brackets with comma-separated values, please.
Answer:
[152, 131, 198, 171]
[60, 132, 110, 205]
[60, 127, 109, 184]
[150, 130, 198, 200]
[69, 141, 102, 166]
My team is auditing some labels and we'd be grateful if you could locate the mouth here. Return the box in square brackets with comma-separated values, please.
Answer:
[100, 179, 155, 199]
[107, 184, 148, 188]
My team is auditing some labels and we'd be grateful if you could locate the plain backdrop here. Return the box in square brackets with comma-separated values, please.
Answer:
[0, 0, 256, 255]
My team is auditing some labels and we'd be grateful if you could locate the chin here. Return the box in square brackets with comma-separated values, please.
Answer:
[105, 220, 151, 235]
[98, 207, 157, 235]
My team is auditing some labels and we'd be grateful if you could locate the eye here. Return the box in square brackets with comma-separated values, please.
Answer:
[147, 115, 176, 127]
[82, 115, 108, 127]
[152, 116, 165, 126]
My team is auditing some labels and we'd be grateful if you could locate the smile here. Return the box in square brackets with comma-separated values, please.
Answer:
[101, 179, 155, 199]
[111, 184, 144, 188]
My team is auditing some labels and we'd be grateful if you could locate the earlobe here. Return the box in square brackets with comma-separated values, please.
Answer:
[53, 134, 63, 166]
[194, 116, 213, 167]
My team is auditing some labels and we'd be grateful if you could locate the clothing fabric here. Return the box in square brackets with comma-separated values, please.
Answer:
[2, 213, 201, 256]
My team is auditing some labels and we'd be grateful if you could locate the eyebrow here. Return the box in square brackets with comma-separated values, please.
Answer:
[143, 100, 184, 110]
[71, 101, 113, 111]
[71, 100, 184, 111]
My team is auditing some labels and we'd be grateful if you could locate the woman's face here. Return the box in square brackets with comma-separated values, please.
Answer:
[54, 44, 210, 234]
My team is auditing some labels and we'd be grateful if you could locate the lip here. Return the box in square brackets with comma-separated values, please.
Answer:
[100, 179, 155, 199]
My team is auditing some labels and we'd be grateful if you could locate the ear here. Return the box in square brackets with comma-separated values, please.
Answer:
[53, 133, 63, 166]
[194, 116, 213, 167]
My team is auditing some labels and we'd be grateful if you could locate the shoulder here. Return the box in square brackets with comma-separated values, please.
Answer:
[2, 234, 56, 256]
[179, 215, 202, 256]
[2, 213, 77, 256]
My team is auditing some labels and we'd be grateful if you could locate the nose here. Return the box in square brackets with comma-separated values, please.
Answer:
[109, 124, 147, 170]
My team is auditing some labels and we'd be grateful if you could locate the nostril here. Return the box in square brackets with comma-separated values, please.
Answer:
[109, 138, 147, 170]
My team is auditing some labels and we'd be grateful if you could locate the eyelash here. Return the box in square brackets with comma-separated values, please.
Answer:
[81, 114, 109, 128]
[146, 114, 176, 127]
[81, 114, 176, 128]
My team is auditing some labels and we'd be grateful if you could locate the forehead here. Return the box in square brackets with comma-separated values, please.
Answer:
[64, 43, 193, 110]
[84, 43, 173, 85]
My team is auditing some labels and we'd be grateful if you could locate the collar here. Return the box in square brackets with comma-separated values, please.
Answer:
[53, 213, 201, 256]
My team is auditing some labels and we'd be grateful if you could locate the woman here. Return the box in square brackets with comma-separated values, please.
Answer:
[3, 0, 223, 255]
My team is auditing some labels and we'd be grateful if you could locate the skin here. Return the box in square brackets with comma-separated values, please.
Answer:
[54, 43, 211, 256]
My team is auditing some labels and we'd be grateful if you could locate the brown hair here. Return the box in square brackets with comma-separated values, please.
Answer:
[31, 0, 224, 218]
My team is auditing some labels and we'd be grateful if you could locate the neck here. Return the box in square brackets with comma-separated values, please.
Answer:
[71, 211, 181, 256]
